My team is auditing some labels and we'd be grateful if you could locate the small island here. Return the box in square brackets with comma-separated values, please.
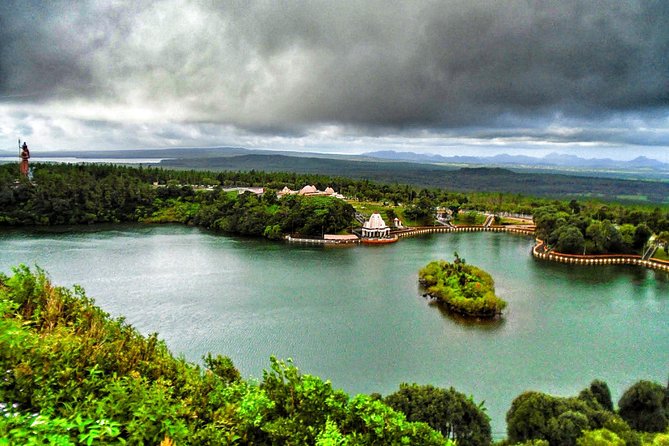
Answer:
[418, 253, 507, 319]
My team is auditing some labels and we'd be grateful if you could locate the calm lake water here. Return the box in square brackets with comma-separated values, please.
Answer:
[1, 225, 667, 437]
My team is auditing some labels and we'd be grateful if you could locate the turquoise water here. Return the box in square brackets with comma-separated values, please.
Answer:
[1, 224, 667, 437]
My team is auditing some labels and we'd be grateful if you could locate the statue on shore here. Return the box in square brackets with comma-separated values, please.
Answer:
[19, 141, 30, 177]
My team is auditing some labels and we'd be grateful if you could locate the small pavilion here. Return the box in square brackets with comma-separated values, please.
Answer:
[361, 212, 391, 238]
[436, 207, 452, 221]
[298, 185, 318, 195]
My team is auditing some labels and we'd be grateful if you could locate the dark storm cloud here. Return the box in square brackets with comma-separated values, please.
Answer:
[1, 0, 668, 133]
[0, 2, 108, 100]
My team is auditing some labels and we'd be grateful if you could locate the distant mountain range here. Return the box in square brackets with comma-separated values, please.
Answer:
[2, 146, 667, 172]
[363, 150, 669, 171]
[0, 147, 669, 181]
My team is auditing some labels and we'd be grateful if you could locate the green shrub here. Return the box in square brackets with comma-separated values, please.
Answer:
[0, 265, 448, 445]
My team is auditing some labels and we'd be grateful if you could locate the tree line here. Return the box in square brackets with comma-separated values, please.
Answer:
[503, 378, 669, 445]
[0, 164, 355, 238]
[1, 266, 667, 445]
[162, 153, 669, 203]
[2, 163, 669, 250]
[533, 200, 669, 255]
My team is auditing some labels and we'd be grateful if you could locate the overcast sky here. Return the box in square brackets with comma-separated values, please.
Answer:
[1, 0, 668, 160]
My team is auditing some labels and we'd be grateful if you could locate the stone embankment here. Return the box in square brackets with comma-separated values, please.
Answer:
[395, 225, 669, 273]
[285, 225, 534, 244]
[532, 239, 669, 272]
[394, 224, 536, 238]
[285, 235, 360, 245]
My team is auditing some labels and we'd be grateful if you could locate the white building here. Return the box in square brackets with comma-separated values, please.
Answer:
[362, 212, 391, 238]
[298, 185, 319, 195]
[277, 185, 344, 199]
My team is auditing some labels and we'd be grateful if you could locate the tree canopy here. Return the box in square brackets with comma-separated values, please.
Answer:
[0, 164, 356, 239]
[384, 383, 491, 446]
[618, 380, 669, 433]
[533, 204, 661, 255]
[505, 377, 669, 446]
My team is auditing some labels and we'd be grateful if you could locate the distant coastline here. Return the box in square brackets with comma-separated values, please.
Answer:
[0, 156, 166, 165]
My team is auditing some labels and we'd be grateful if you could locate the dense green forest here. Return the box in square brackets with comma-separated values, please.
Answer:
[1, 266, 667, 445]
[418, 254, 507, 318]
[533, 201, 669, 256]
[3, 162, 667, 216]
[1, 163, 669, 251]
[0, 164, 355, 238]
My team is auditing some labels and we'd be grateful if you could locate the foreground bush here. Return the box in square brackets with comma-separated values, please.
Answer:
[384, 383, 491, 446]
[618, 380, 669, 433]
[0, 265, 449, 444]
[506, 378, 669, 446]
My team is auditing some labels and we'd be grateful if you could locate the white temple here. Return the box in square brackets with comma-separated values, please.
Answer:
[362, 212, 391, 238]
[277, 185, 344, 199]
[298, 185, 318, 195]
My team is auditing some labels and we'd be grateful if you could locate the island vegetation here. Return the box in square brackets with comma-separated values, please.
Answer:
[1, 266, 667, 445]
[419, 254, 507, 318]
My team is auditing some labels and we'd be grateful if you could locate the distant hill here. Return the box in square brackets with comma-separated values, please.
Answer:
[161, 154, 669, 203]
[4, 145, 668, 202]
[23, 147, 253, 159]
[7, 146, 668, 172]
[364, 150, 669, 171]
[5, 146, 361, 161]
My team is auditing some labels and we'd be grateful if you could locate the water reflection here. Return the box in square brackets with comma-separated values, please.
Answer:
[651, 270, 669, 286]
[414, 283, 506, 331]
[429, 300, 506, 331]
[490, 232, 501, 256]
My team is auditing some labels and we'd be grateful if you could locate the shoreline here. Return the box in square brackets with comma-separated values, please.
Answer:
[3, 220, 668, 273]
[532, 238, 669, 272]
[420, 289, 503, 320]
[394, 224, 669, 273]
